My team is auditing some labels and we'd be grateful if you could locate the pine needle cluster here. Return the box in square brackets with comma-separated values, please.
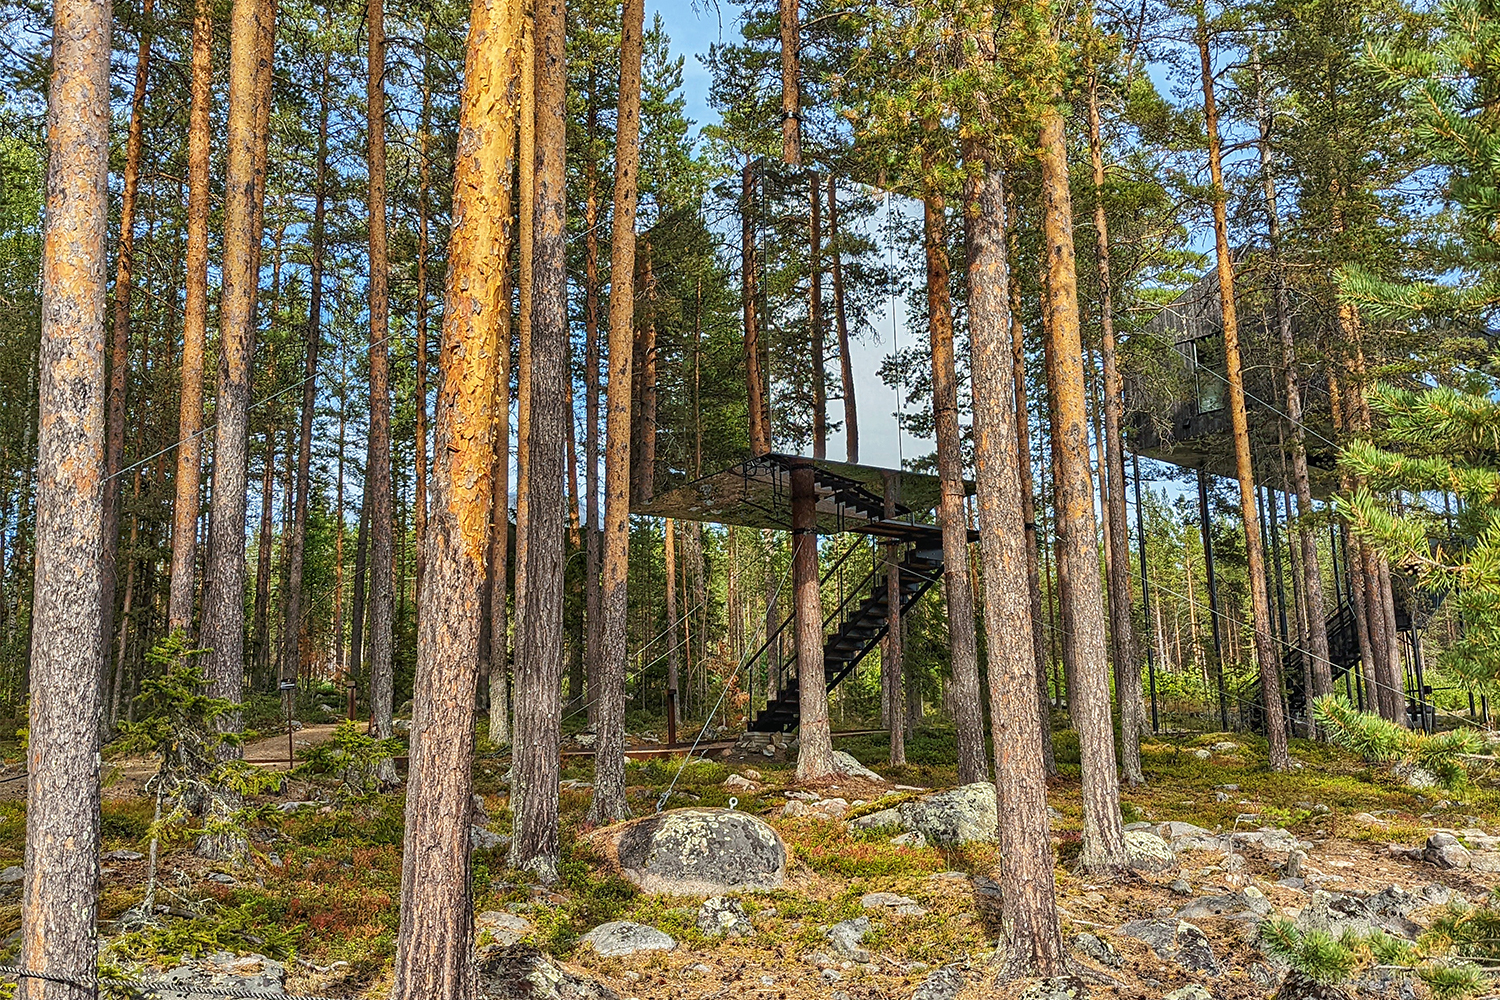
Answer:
[1260, 915, 1487, 999]
[1338, 381, 1500, 695]
[1312, 695, 1483, 789]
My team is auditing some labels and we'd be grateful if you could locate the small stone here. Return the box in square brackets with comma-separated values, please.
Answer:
[475, 910, 535, 947]
[859, 891, 926, 917]
[826, 917, 872, 960]
[104, 849, 144, 862]
[696, 896, 753, 937]
[911, 966, 968, 1000]
[1164, 987, 1213, 1000]
[1019, 976, 1090, 1000]
[0, 866, 22, 884]
[1170, 878, 1193, 896]
[1070, 932, 1121, 968]
[206, 872, 235, 885]
[744, 769, 761, 781]
[1283, 850, 1306, 879]
[1125, 830, 1178, 872]
[820, 969, 842, 983]
[1277, 877, 1306, 890]
[579, 921, 675, 958]
[1192, 748, 1211, 760]
[1352, 812, 1384, 824]
[723, 774, 756, 790]
[759, 975, 774, 986]
[890, 830, 927, 849]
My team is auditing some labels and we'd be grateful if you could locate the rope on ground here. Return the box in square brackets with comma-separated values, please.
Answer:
[0, 963, 353, 1000]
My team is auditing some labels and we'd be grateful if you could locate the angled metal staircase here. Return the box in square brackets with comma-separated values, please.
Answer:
[745, 463, 947, 733]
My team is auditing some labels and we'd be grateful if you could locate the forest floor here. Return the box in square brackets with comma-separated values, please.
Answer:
[0, 721, 1496, 998]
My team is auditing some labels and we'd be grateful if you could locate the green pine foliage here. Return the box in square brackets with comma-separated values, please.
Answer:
[1312, 695, 1483, 789]
[1260, 915, 1487, 998]
[1259, 918, 1363, 984]
[1339, 380, 1500, 694]
[297, 721, 403, 801]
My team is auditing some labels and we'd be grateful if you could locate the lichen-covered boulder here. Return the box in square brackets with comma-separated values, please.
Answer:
[588, 808, 786, 895]
[476, 945, 620, 1000]
[578, 921, 675, 958]
[1125, 830, 1178, 872]
[896, 783, 997, 846]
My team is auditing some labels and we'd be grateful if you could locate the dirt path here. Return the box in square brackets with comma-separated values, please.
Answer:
[0, 721, 350, 803]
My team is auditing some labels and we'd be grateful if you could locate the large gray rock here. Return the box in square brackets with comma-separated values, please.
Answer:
[910, 966, 967, 1000]
[832, 750, 885, 783]
[1125, 830, 1178, 872]
[1289, 888, 1420, 941]
[153, 952, 286, 999]
[1176, 886, 1271, 922]
[1071, 932, 1121, 968]
[578, 921, 675, 958]
[593, 808, 786, 895]
[696, 896, 753, 937]
[477, 945, 619, 1000]
[847, 807, 902, 832]
[1120, 919, 1219, 973]
[897, 783, 997, 846]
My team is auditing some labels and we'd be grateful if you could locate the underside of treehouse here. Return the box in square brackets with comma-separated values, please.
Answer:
[632, 453, 964, 733]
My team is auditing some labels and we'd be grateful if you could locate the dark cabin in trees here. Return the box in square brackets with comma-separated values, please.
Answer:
[1126, 265, 1436, 731]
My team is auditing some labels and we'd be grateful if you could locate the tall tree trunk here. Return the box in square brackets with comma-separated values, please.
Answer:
[350, 485, 370, 692]
[200, 0, 277, 738]
[366, 0, 397, 781]
[25, 0, 110, 983]
[1087, 70, 1145, 786]
[883, 473, 905, 766]
[828, 177, 857, 464]
[488, 255, 514, 743]
[779, 0, 800, 165]
[1009, 219, 1056, 777]
[792, 464, 836, 780]
[923, 185, 988, 786]
[109, 469, 141, 729]
[809, 173, 826, 459]
[512, 0, 567, 878]
[282, 51, 329, 691]
[1253, 51, 1331, 705]
[583, 90, 603, 727]
[334, 378, 346, 685]
[664, 518, 680, 728]
[252, 432, 276, 687]
[102, 0, 152, 668]
[1197, 11, 1290, 769]
[632, 242, 658, 504]
[390, 0, 519, 988]
[965, 151, 1066, 982]
[743, 162, 770, 454]
[512, 21, 535, 700]
[169, 0, 212, 635]
[590, 0, 644, 826]
[415, 52, 432, 609]
[1038, 107, 1127, 871]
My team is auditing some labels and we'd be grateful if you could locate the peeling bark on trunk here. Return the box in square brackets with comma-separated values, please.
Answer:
[26, 0, 110, 984]
[391, 0, 519, 990]
[923, 186, 988, 786]
[779, 0, 800, 165]
[1197, 12, 1290, 769]
[169, 0, 212, 635]
[965, 153, 1066, 982]
[591, 0, 644, 826]
[512, 0, 568, 880]
[1038, 107, 1127, 871]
